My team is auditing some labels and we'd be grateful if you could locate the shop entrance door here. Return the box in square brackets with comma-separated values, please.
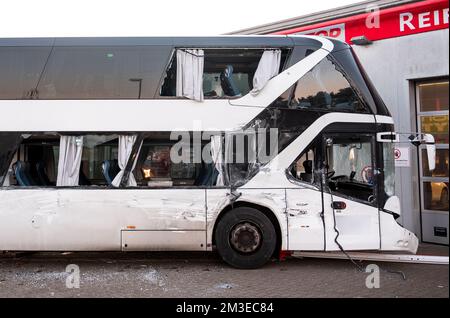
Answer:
[416, 79, 449, 245]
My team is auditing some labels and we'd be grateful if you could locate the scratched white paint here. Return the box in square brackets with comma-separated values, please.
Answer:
[206, 188, 289, 251]
[379, 210, 418, 253]
[322, 193, 380, 251]
[0, 184, 418, 253]
[0, 189, 206, 251]
[286, 188, 324, 250]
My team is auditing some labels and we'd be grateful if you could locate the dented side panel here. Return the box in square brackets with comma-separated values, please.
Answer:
[379, 211, 419, 253]
[323, 193, 380, 251]
[286, 188, 324, 251]
[206, 188, 289, 251]
[0, 189, 206, 251]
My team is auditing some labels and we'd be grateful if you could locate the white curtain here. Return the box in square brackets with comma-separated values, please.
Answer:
[57, 136, 84, 186]
[176, 49, 204, 102]
[210, 135, 224, 186]
[251, 50, 281, 95]
[112, 135, 141, 187]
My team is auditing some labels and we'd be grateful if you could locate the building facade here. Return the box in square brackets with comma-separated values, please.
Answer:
[231, 0, 449, 245]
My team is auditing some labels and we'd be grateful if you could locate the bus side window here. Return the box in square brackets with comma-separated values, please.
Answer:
[7, 133, 60, 187]
[290, 148, 316, 184]
[160, 49, 289, 99]
[288, 56, 370, 114]
[0, 133, 22, 187]
[133, 138, 204, 187]
[7, 133, 120, 187]
[80, 135, 119, 186]
[325, 135, 376, 204]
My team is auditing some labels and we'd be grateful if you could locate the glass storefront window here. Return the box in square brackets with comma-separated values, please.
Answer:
[420, 115, 449, 144]
[423, 181, 449, 211]
[418, 81, 449, 112]
[416, 79, 449, 243]
[421, 148, 449, 178]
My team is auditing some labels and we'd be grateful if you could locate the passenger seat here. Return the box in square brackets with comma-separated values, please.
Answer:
[300, 160, 313, 183]
[194, 163, 219, 186]
[13, 161, 36, 186]
[220, 65, 241, 97]
[102, 160, 120, 185]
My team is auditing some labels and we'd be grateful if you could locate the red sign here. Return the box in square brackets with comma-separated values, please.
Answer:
[301, 23, 346, 41]
[274, 0, 449, 44]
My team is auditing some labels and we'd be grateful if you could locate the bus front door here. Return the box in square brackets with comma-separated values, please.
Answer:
[322, 134, 381, 251]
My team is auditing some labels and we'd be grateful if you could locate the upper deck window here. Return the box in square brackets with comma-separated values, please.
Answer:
[288, 56, 370, 113]
[160, 49, 289, 99]
[0, 47, 51, 99]
[36, 46, 171, 99]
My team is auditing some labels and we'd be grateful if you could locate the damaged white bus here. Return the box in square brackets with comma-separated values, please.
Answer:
[0, 35, 436, 268]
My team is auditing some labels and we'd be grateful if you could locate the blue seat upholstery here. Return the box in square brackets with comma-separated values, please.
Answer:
[13, 161, 33, 186]
[102, 160, 120, 185]
[194, 163, 219, 186]
[206, 166, 219, 186]
[25, 162, 38, 185]
[220, 65, 241, 97]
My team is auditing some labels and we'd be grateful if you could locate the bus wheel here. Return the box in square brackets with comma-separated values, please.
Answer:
[215, 207, 277, 269]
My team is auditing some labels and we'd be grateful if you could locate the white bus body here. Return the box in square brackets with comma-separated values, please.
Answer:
[0, 35, 420, 268]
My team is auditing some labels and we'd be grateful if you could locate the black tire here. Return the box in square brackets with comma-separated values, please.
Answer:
[215, 207, 277, 269]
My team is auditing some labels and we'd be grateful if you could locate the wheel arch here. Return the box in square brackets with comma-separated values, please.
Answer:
[211, 201, 283, 258]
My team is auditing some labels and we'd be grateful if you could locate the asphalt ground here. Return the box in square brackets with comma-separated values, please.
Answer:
[0, 244, 447, 298]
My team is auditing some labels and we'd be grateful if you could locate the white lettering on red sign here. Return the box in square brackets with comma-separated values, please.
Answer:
[399, 8, 449, 31]
[295, 23, 346, 42]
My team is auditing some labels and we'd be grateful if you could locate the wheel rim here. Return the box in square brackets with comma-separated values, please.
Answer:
[229, 222, 262, 254]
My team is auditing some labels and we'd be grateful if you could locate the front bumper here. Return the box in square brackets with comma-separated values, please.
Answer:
[380, 211, 419, 254]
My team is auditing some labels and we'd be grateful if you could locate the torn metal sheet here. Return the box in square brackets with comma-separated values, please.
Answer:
[206, 188, 288, 251]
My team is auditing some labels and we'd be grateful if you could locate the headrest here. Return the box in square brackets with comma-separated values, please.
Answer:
[220, 65, 241, 97]
[303, 160, 313, 173]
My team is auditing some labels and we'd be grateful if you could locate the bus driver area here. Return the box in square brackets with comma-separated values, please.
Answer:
[0, 34, 443, 270]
